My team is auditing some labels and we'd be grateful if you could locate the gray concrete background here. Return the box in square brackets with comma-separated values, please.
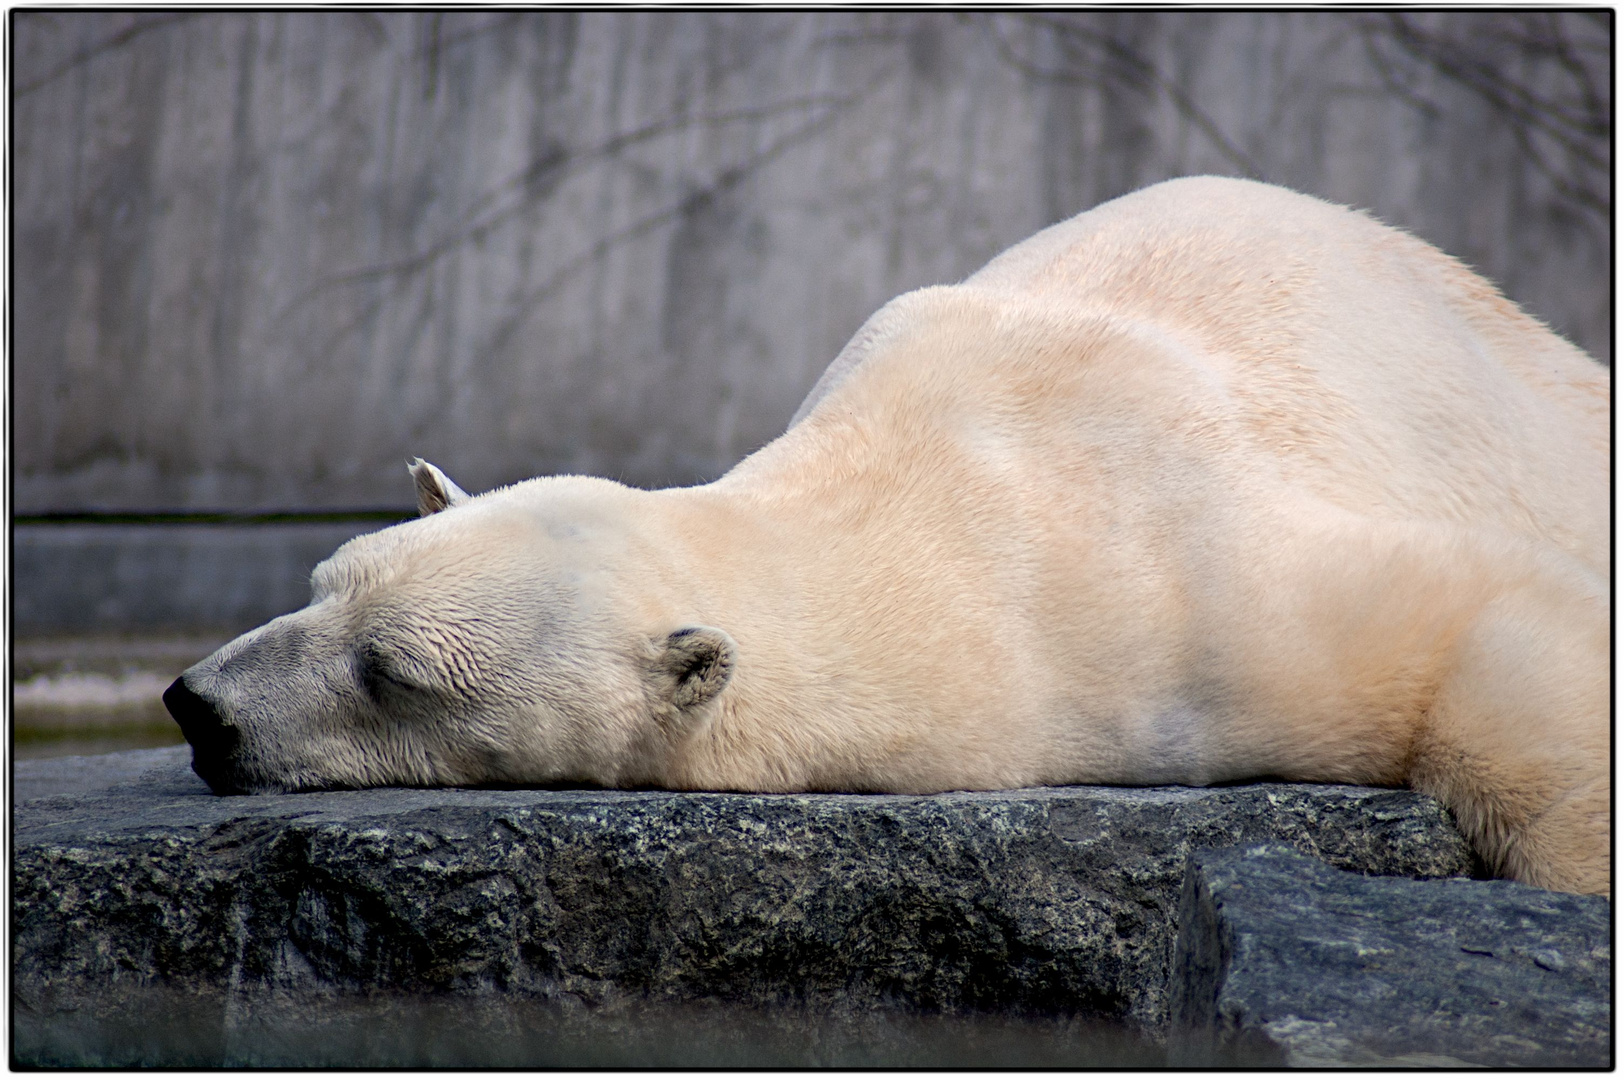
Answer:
[11, 11, 1611, 640]
[14, 11, 1611, 515]
[13, 522, 387, 634]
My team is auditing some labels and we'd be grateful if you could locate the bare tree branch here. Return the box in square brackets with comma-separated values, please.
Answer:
[305, 70, 893, 368]
[279, 89, 877, 325]
[1356, 13, 1609, 220]
[17, 12, 197, 96]
[988, 13, 1267, 180]
[481, 73, 891, 364]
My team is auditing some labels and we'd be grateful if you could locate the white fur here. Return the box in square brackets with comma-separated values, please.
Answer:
[177, 178, 1609, 894]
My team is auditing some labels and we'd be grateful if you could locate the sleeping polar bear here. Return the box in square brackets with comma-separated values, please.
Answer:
[165, 177, 1609, 895]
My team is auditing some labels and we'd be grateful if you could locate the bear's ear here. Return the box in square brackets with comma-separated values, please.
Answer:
[650, 626, 736, 722]
[408, 458, 470, 517]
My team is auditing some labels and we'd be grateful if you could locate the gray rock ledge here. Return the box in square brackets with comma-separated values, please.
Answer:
[1170, 843, 1611, 1067]
[16, 746, 1477, 1065]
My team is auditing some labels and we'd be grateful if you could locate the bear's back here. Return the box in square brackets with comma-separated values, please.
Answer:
[796, 177, 1607, 576]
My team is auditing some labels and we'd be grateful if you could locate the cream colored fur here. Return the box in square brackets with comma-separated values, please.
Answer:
[177, 177, 1609, 895]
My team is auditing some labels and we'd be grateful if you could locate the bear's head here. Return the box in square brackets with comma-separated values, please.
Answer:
[163, 460, 736, 794]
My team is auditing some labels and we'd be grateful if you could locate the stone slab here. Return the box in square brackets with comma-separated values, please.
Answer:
[1170, 843, 1612, 1067]
[11, 745, 194, 802]
[14, 748, 1475, 1064]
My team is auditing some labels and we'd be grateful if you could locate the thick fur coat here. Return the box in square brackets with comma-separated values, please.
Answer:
[168, 178, 1610, 894]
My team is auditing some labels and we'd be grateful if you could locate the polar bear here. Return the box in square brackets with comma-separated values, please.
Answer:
[165, 177, 1609, 895]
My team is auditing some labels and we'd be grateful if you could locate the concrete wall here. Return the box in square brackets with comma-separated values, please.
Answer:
[15, 10, 1611, 514]
[13, 522, 387, 635]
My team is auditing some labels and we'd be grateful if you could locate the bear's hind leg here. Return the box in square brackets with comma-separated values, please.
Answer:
[1409, 562, 1609, 896]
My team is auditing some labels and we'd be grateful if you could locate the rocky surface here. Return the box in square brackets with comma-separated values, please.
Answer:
[1170, 844, 1612, 1067]
[14, 746, 1478, 1067]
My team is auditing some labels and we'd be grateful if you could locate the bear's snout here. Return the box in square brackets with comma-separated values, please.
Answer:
[164, 676, 245, 795]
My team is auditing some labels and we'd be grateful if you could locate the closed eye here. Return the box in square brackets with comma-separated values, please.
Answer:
[356, 643, 419, 701]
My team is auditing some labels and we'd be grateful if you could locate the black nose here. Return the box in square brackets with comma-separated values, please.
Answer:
[163, 677, 243, 794]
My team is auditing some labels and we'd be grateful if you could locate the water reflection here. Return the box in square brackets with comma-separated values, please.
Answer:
[12, 634, 198, 760]
[16, 984, 1194, 1068]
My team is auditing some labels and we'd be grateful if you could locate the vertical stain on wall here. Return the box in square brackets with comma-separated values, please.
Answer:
[209, 19, 259, 410]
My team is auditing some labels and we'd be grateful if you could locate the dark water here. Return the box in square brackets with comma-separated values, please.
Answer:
[13, 634, 197, 761]
[14, 985, 1193, 1068]
[13, 724, 183, 761]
